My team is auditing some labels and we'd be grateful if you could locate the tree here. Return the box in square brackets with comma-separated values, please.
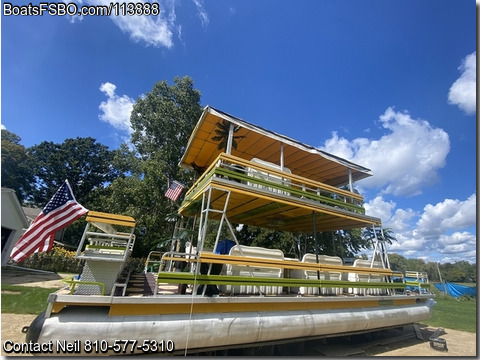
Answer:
[130, 76, 202, 181]
[26, 137, 119, 246]
[362, 227, 396, 246]
[28, 137, 118, 206]
[235, 225, 296, 256]
[107, 76, 203, 256]
[388, 253, 408, 273]
[211, 120, 245, 151]
[1, 130, 34, 202]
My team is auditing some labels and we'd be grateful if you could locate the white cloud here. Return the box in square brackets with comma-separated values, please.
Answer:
[67, 0, 208, 48]
[111, 11, 174, 48]
[366, 194, 476, 263]
[416, 193, 476, 237]
[438, 231, 476, 247]
[99, 82, 135, 133]
[364, 196, 395, 221]
[193, 0, 209, 27]
[322, 107, 450, 197]
[1, 124, 6, 130]
[438, 233, 476, 255]
[388, 208, 416, 233]
[448, 51, 476, 115]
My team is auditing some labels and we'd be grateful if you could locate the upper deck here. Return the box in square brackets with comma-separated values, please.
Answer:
[178, 106, 381, 233]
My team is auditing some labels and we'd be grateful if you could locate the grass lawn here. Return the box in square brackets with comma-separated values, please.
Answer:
[1, 284, 55, 314]
[420, 285, 476, 333]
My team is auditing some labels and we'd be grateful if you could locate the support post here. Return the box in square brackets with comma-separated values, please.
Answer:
[280, 143, 284, 171]
[348, 168, 353, 192]
[226, 123, 234, 155]
[312, 212, 320, 282]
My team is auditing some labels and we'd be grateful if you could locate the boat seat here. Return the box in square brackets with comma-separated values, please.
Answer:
[246, 158, 291, 196]
[298, 254, 343, 295]
[220, 245, 284, 295]
[348, 259, 387, 295]
[83, 237, 129, 258]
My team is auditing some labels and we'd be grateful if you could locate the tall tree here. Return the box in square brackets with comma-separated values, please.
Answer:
[130, 76, 203, 181]
[24, 137, 119, 246]
[1, 130, 34, 202]
[28, 137, 118, 206]
[108, 76, 203, 256]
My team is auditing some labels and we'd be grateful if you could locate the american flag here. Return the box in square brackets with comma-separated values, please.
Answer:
[10, 180, 88, 263]
[165, 180, 184, 201]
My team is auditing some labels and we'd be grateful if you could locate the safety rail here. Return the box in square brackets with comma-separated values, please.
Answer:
[158, 253, 430, 295]
[182, 153, 365, 215]
[163, 253, 393, 275]
[198, 252, 393, 275]
[405, 271, 430, 294]
[62, 277, 106, 296]
[155, 272, 411, 293]
[144, 251, 165, 273]
[75, 211, 136, 263]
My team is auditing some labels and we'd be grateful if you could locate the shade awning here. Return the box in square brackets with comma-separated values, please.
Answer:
[180, 106, 372, 187]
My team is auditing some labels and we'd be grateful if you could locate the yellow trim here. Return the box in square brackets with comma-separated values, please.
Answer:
[51, 296, 420, 316]
[182, 152, 365, 203]
[206, 181, 378, 227]
[107, 297, 416, 316]
[61, 277, 106, 295]
[86, 211, 135, 227]
[220, 153, 364, 201]
[163, 253, 393, 276]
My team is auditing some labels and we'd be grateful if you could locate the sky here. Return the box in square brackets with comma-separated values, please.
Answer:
[1, 0, 477, 264]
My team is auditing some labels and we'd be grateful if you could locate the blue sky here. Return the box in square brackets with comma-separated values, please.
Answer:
[2, 0, 476, 264]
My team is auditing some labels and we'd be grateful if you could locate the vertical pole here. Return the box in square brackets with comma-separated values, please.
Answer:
[436, 262, 447, 295]
[312, 212, 320, 282]
[379, 227, 390, 269]
[280, 143, 284, 171]
[297, 235, 302, 260]
[436, 262, 443, 283]
[348, 168, 353, 192]
[226, 123, 234, 155]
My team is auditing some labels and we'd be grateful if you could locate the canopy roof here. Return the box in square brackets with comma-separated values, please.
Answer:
[180, 106, 372, 187]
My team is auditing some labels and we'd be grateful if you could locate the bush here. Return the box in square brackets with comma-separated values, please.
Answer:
[19, 246, 147, 275]
[21, 246, 83, 273]
[127, 257, 147, 273]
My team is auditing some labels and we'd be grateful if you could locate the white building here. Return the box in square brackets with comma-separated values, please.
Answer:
[1, 188, 29, 266]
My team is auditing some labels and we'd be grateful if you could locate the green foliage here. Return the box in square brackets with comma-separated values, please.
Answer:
[441, 261, 476, 283]
[362, 227, 396, 245]
[1, 130, 34, 202]
[105, 76, 203, 256]
[126, 257, 148, 273]
[21, 246, 83, 273]
[19, 245, 147, 275]
[291, 229, 375, 259]
[130, 76, 202, 174]
[389, 253, 476, 283]
[28, 137, 118, 206]
[1, 284, 54, 314]
[235, 225, 295, 255]
[211, 120, 245, 151]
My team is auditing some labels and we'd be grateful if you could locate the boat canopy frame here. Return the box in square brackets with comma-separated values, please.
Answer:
[180, 106, 373, 188]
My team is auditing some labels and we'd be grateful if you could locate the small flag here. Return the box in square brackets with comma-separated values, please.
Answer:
[165, 180, 184, 201]
[10, 180, 88, 263]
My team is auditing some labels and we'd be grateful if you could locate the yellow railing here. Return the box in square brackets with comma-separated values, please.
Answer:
[62, 277, 106, 295]
[182, 153, 365, 214]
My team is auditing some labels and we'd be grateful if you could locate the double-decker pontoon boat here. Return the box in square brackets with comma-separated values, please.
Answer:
[25, 106, 434, 356]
